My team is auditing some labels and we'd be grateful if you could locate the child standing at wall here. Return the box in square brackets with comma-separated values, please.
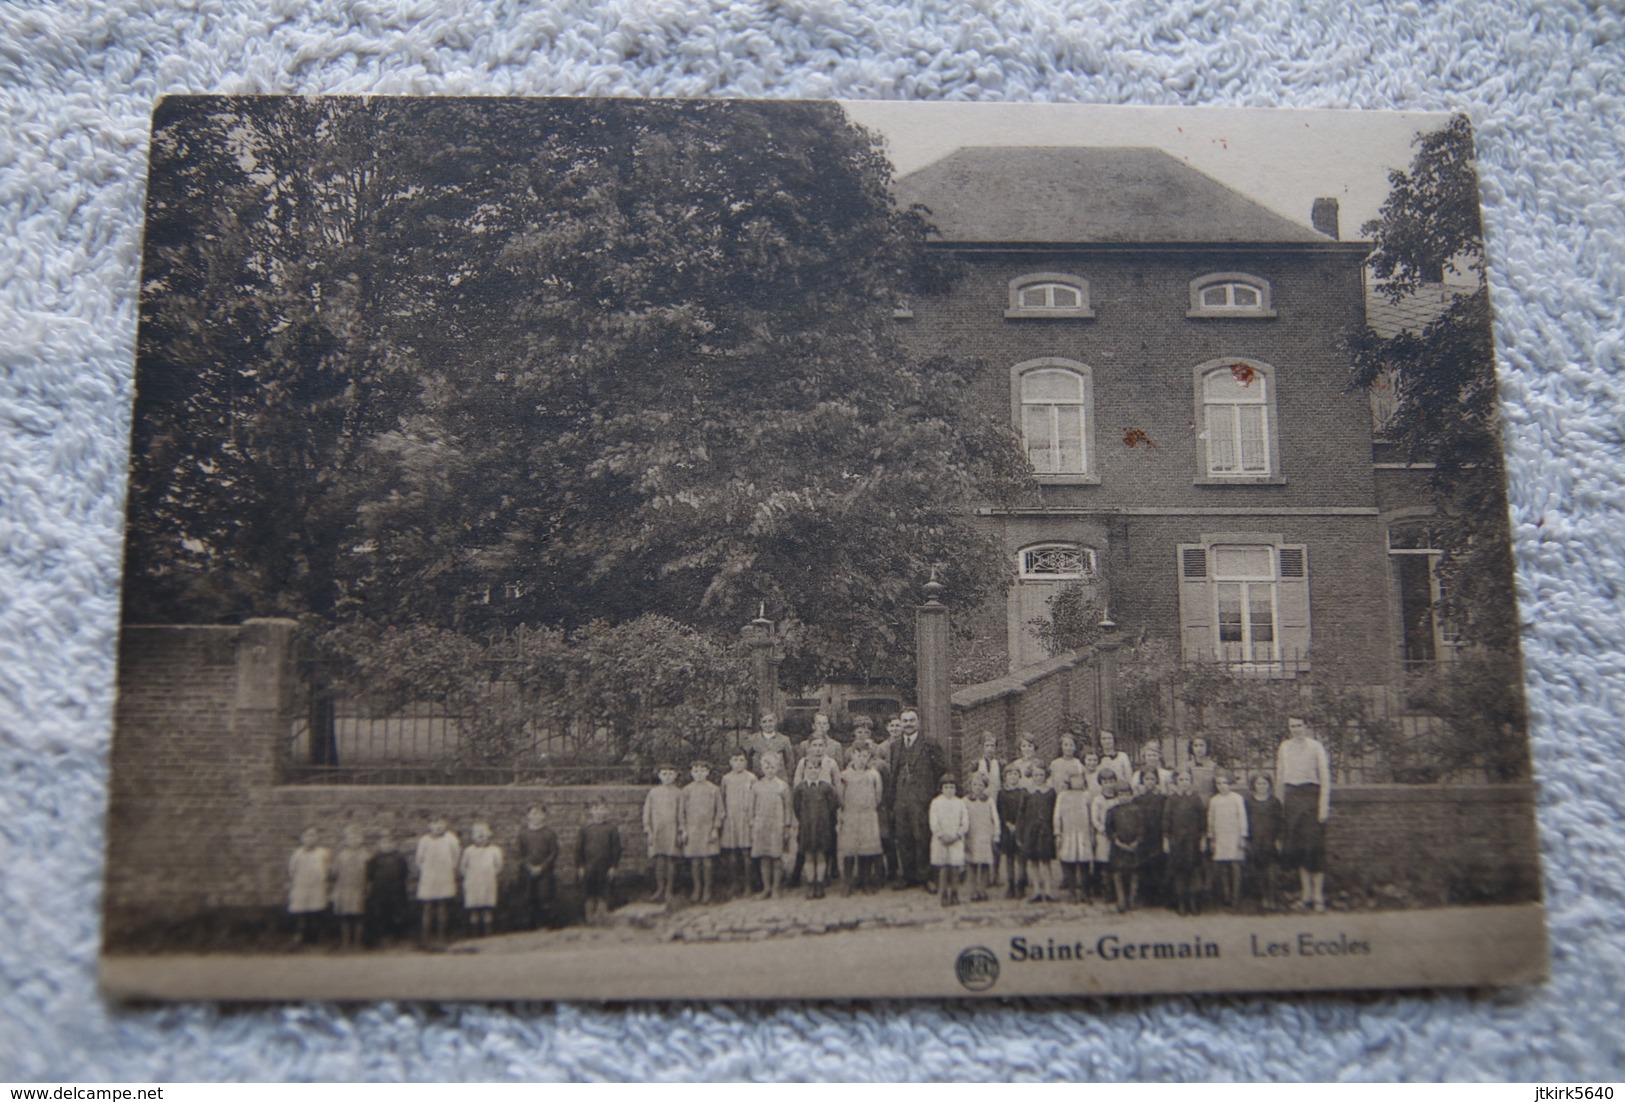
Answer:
[1104, 774, 1145, 913]
[1246, 774, 1285, 910]
[643, 764, 683, 904]
[1019, 768, 1059, 903]
[963, 772, 1000, 902]
[996, 769, 1027, 899]
[749, 753, 794, 900]
[1163, 769, 1208, 916]
[928, 774, 969, 906]
[1207, 770, 1250, 909]
[719, 751, 757, 899]
[1049, 734, 1085, 795]
[459, 820, 502, 936]
[1090, 768, 1122, 904]
[1010, 735, 1044, 788]
[680, 760, 724, 904]
[366, 831, 410, 946]
[1052, 770, 1093, 903]
[331, 823, 369, 950]
[794, 745, 840, 899]
[837, 745, 884, 895]
[575, 799, 622, 924]
[1131, 761, 1168, 907]
[414, 816, 460, 947]
[287, 826, 330, 946]
[516, 805, 560, 930]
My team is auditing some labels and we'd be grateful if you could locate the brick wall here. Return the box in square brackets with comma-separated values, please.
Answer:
[105, 625, 1539, 934]
[1325, 784, 1543, 905]
[951, 648, 1099, 763]
[105, 623, 655, 937]
[106, 621, 293, 920]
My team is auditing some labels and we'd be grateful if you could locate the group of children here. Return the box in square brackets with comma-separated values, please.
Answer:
[285, 801, 624, 947]
[285, 725, 1304, 946]
[976, 731, 1291, 915]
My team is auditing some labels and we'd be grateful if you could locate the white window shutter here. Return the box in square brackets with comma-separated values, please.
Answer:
[1177, 544, 1212, 662]
[1277, 544, 1311, 667]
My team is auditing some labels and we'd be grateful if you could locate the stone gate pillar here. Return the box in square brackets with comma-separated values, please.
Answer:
[915, 574, 951, 762]
[740, 608, 780, 723]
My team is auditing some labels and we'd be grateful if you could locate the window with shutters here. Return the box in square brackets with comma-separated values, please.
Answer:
[1188, 272, 1276, 317]
[1012, 359, 1098, 482]
[1177, 539, 1310, 672]
[1194, 359, 1282, 483]
[1006, 273, 1094, 318]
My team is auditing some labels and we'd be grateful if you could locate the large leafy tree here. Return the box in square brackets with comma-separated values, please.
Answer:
[1348, 115, 1521, 652]
[126, 97, 1027, 686]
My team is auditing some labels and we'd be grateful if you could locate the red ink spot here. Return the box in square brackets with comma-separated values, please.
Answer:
[1123, 428, 1157, 450]
[1229, 362, 1256, 386]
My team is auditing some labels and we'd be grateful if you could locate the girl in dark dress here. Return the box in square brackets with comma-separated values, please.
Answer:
[1104, 780, 1146, 913]
[365, 832, 411, 946]
[1246, 774, 1285, 910]
[1162, 770, 1208, 916]
[1018, 771, 1059, 902]
[793, 754, 840, 899]
[996, 770, 1026, 898]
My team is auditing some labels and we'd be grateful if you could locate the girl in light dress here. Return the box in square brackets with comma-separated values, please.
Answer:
[287, 826, 330, 946]
[1052, 770, 1093, 903]
[749, 753, 794, 900]
[330, 823, 369, 950]
[1207, 770, 1250, 909]
[415, 816, 461, 947]
[963, 772, 1001, 902]
[836, 745, 885, 895]
[928, 774, 970, 906]
[459, 820, 503, 936]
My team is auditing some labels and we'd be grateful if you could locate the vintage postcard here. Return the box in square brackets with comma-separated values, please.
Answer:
[100, 97, 1546, 1000]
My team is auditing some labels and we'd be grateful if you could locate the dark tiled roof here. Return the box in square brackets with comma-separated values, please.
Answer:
[1365, 282, 1469, 338]
[895, 146, 1332, 245]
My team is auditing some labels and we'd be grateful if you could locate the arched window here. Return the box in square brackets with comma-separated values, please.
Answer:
[1194, 359, 1281, 481]
[1006, 272, 1093, 318]
[1188, 272, 1275, 317]
[1013, 359, 1096, 480]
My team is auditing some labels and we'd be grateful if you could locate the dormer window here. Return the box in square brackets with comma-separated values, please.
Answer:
[1006, 273, 1093, 318]
[1188, 273, 1275, 318]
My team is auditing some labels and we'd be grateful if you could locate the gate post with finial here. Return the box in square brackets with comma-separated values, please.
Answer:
[740, 603, 780, 726]
[915, 569, 952, 766]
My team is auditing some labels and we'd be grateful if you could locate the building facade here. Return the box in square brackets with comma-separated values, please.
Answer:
[895, 147, 1428, 683]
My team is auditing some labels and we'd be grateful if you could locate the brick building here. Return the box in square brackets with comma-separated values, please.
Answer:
[894, 146, 1430, 683]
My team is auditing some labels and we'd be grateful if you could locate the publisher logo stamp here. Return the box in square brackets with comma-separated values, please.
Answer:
[955, 946, 1000, 992]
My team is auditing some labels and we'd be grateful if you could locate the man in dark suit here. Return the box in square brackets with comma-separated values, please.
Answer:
[889, 709, 946, 890]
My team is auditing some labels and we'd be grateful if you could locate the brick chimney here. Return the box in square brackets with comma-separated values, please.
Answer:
[1311, 197, 1340, 240]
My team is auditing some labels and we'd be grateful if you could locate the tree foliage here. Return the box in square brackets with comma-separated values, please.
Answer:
[1348, 115, 1520, 652]
[318, 616, 754, 772]
[127, 97, 1029, 687]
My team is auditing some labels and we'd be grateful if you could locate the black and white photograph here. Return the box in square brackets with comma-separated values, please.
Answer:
[99, 97, 1545, 1000]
